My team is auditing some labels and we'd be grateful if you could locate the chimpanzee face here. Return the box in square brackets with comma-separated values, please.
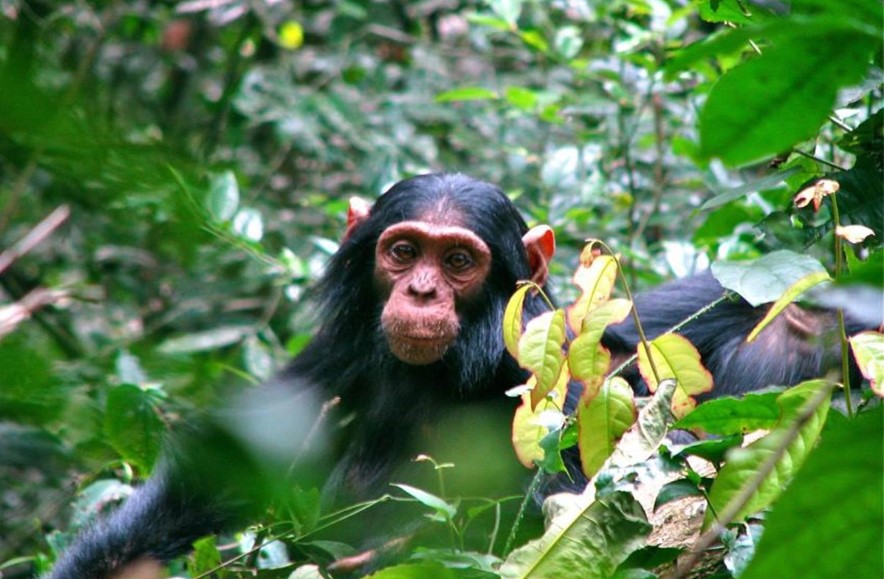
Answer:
[373, 220, 492, 365]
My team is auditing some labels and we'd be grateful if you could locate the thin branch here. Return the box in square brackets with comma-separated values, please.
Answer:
[0, 205, 70, 276]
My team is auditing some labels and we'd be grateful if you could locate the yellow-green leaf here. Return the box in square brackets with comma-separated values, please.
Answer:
[638, 334, 713, 418]
[511, 375, 568, 468]
[518, 310, 567, 409]
[577, 377, 636, 478]
[567, 253, 619, 332]
[850, 331, 884, 396]
[747, 270, 831, 342]
[278, 21, 304, 50]
[503, 284, 532, 359]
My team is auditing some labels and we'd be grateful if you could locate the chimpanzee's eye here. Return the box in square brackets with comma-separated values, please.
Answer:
[445, 251, 474, 271]
[390, 242, 418, 263]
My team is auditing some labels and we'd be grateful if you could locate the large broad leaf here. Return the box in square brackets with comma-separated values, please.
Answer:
[699, 27, 876, 166]
[704, 380, 832, 530]
[674, 390, 782, 436]
[637, 334, 713, 418]
[499, 491, 650, 579]
[742, 406, 883, 579]
[712, 250, 828, 307]
[577, 377, 636, 478]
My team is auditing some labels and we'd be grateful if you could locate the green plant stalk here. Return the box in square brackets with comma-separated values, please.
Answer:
[829, 192, 854, 417]
[503, 471, 544, 555]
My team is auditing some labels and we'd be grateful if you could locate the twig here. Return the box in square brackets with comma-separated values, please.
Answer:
[0, 205, 70, 276]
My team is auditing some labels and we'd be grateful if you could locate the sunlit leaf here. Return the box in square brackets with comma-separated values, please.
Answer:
[435, 87, 499, 102]
[518, 310, 567, 408]
[747, 270, 831, 341]
[278, 21, 304, 50]
[503, 284, 532, 359]
[675, 390, 782, 435]
[704, 380, 833, 530]
[850, 331, 884, 396]
[638, 334, 713, 418]
[499, 491, 650, 578]
[712, 251, 828, 307]
[568, 253, 619, 332]
[577, 377, 636, 478]
[391, 483, 457, 520]
[206, 170, 239, 222]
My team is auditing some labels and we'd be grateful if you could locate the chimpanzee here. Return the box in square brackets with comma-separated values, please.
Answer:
[46, 173, 874, 578]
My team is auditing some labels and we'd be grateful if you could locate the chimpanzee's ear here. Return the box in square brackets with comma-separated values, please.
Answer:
[522, 225, 556, 286]
[343, 197, 372, 241]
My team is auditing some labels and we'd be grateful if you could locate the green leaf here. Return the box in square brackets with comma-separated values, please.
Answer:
[699, 28, 876, 166]
[206, 170, 239, 222]
[567, 253, 620, 333]
[577, 377, 636, 478]
[232, 207, 264, 241]
[712, 250, 828, 307]
[504, 86, 539, 111]
[637, 334, 713, 418]
[850, 331, 884, 396]
[486, 0, 523, 27]
[700, 166, 801, 211]
[104, 384, 163, 472]
[704, 380, 833, 530]
[435, 87, 499, 102]
[391, 483, 457, 520]
[741, 406, 883, 579]
[518, 310, 567, 408]
[499, 492, 650, 578]
[554, 26, 583, 59]
[188, 536, 222, 577]
[697, 0, 769, 24]
[674, 390, 782, 435]
[747, 270, 831, 341]
[654, 479, 703, 510]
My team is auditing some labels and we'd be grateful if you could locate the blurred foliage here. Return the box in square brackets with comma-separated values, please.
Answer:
[0, 0, 881, 577]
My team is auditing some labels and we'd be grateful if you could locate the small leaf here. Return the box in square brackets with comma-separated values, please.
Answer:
[835, 224, 875, 244]
[486, 0, 523, 26]
[278, 20, 304, 50]
[654, 479, 703, 511]
[206, 170, 239, 222]
[391, 483, 457, 520]
[511, 374, 568, 468]
[794, 178, 839, 212]
[712, 251, 828, 307]
[504, 86, 539, 111]
[435, 87, 499, 102]
[577, 377, 636, 478]
[638, 334, 713, 418]
[554, 26, 583, 59]
[568, 253, 619, 332]
[503, 284, 531, 359]
[232, 207, 264, 241]
[747, 270, 831, 341]
[850, 331, 884, 396]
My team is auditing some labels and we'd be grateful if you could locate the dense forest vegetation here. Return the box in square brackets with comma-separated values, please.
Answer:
[0, 0, 881, 577]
